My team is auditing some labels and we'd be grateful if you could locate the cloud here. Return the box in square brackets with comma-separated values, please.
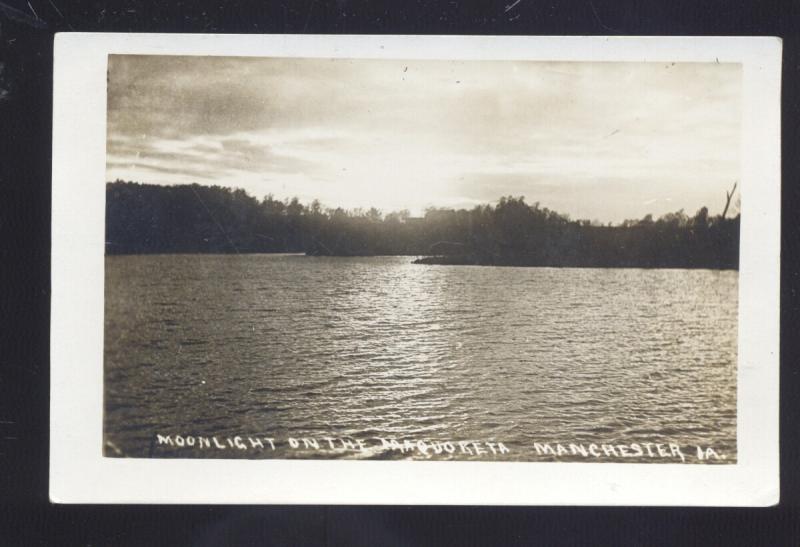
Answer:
[106, 56, 741, 222]
[107, 160, 218, 180]
[107, 132, 319, 185]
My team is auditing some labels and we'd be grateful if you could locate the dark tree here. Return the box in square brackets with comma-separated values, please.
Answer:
[105, 181, 739, 270]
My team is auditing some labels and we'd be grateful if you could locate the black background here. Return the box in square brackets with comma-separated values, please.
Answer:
[1, 0, 799, 545]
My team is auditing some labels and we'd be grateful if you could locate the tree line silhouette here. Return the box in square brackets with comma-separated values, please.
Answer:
[106, 180, 739, 269]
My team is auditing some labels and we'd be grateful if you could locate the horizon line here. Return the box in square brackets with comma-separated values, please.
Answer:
[106, 179, 740, 226]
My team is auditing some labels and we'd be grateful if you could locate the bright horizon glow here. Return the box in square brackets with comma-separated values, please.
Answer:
[107, 56, 741, 223]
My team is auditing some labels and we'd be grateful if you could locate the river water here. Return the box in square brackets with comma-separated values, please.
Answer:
[104, 254, 738, 463]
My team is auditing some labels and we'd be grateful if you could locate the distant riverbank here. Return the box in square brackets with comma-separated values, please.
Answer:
[106, 181, 740, 270]
[411, 254, 738, 270]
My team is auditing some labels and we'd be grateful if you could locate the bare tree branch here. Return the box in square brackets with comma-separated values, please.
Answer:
[722, 181, 738, 219]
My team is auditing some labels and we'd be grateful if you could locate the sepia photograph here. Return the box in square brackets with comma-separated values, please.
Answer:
[103, 54, 741, 463]
[49, 34, 780, 505]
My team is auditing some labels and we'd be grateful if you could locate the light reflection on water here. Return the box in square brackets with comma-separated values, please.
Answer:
[104, 255, 737, 462]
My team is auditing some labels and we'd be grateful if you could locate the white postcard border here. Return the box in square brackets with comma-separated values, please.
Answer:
[50, 33, 781, 505]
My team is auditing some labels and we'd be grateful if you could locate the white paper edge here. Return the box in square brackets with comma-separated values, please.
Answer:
[50, 33, 782, 506]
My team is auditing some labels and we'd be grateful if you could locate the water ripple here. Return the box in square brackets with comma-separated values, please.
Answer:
[104, 255, 738, 462]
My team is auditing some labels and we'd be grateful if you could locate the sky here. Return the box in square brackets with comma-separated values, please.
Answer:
[107, 55, 741, 223]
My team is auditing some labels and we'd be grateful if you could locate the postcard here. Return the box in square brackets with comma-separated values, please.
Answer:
[50, 33, 781, 504]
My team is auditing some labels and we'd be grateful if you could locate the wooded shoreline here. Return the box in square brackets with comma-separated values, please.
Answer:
[106, 181, 740, 270]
